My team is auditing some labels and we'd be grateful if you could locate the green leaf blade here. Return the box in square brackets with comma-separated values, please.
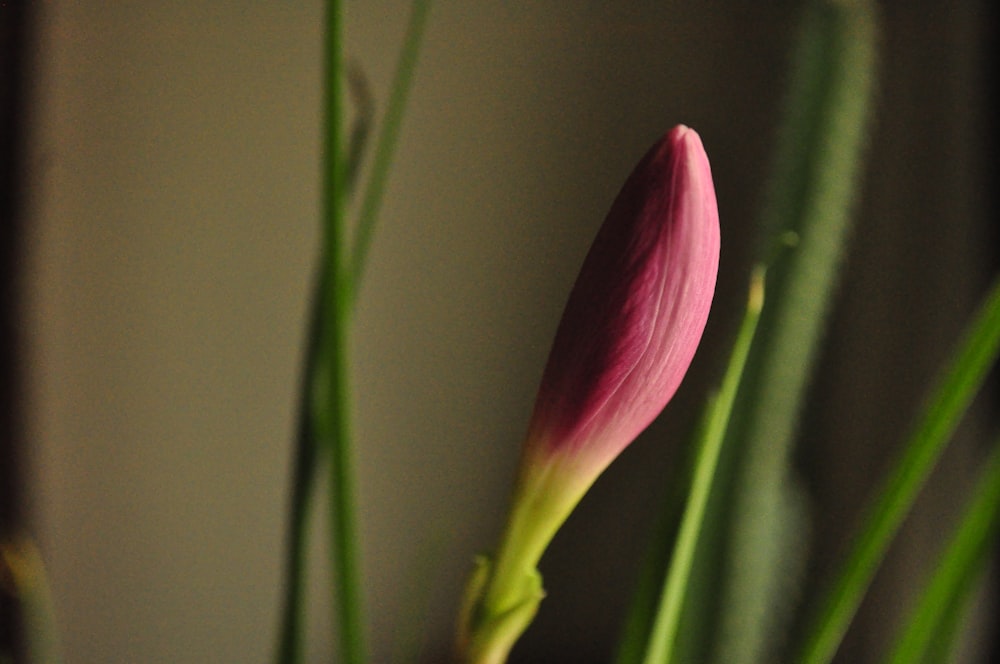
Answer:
[883, 440, 1000, 664]
[793, 275, 1000, 664]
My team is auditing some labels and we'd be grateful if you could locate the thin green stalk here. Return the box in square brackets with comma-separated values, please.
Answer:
[641, 268, 765, 664]
[883, 438, 1000, 664]
[793, 275, 1000, 664]
[276, 3, 431, 661]
[319, 0, 367, 662]
[350, 0, 433, 293]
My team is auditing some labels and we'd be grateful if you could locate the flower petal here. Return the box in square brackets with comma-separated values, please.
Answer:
[527, 125, 720, 473]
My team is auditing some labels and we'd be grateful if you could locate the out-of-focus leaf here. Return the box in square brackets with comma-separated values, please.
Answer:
[884, 439, 1000, 664]
[794, 276, 1000, 664]
[710, 2, 879, 664]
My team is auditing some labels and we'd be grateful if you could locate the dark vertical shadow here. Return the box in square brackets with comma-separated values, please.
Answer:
[987, 1, 1000, 661]
[1, 2, 33, 661]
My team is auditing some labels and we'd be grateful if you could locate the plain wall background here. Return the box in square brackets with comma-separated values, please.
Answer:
[18, 2, 995, 662]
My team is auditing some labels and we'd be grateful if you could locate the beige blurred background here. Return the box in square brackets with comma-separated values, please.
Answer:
[16, 1, 996, 662]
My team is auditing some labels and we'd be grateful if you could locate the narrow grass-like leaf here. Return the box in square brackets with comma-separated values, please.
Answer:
[350, 0, 433, 294]
[711, 3, 878, 663]
[793, 275, 1000, 664]
[913, 565, 988, 664]
[639, 268, 765, 664]
[883, 439, 1000, 664]
[275, 270, 326, 664]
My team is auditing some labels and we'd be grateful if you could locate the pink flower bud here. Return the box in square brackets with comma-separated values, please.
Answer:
[524, 124, 720, 481]
[464, 127, 721, 652]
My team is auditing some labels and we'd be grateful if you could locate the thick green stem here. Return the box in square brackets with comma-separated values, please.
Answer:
[455, 459, 581, 664]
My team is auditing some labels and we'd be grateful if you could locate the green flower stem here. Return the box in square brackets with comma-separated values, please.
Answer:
[793, 275, 1000, 664]
[883, 438, 1000, 664]
[318, 0, 367, 662]
[456, 557, 544, 664]
[456, 462, 582, 664]
[641, 268, 765, 664]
